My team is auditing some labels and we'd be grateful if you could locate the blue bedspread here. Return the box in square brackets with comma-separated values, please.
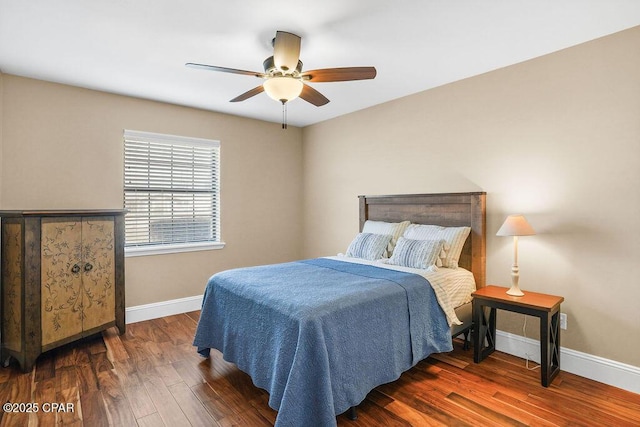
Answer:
[193, 258, 452, 427]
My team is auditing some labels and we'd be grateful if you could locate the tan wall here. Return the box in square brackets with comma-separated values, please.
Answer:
[0, 71, 3, 204]
[0, 75, 303, 306]
[302, 27, 640, 367]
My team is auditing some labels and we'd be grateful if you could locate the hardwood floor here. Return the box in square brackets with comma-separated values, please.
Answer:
[1, 311, 639, 426]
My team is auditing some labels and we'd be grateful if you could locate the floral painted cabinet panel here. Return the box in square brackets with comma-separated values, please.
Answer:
[1, 223, 23, 354]
[81, 219, 117, 332]
[40, 217, 116, 347]
[0, 210, 125, 372]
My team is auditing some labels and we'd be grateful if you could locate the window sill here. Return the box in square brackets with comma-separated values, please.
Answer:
[125, 241, 226, 257]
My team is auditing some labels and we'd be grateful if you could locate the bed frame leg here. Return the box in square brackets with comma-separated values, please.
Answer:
[463, 329, 471, 350]
[347, 406, 358, 420]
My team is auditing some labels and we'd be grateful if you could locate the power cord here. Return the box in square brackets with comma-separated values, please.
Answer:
[523, 316, 540, 371]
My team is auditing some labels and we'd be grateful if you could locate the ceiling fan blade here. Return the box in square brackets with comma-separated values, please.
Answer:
[301, 67, 377, 82]
[230, 86, 265, 102]
[186, 63, 265, 78]
[299, 84, 330, 106]
[273, 31, 301, 73]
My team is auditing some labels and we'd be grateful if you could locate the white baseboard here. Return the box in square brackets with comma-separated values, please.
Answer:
[496, 330, 640, 395]
[124, 297, 640, 396]
[125, 294, 203, 324]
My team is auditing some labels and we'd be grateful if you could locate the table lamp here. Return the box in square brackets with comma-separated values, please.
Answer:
[497, 214, 536, 296]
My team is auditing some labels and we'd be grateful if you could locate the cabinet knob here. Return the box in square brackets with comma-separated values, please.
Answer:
[84, 263, 94, 272]
[71, 264, 81, 274]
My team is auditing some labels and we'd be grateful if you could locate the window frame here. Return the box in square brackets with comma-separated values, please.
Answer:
[123, 130, 224, 257]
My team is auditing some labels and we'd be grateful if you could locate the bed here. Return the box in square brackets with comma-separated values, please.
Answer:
[193, 192, 486, 426]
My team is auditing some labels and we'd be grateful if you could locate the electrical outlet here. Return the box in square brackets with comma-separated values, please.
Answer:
[560, 313, 567, 330]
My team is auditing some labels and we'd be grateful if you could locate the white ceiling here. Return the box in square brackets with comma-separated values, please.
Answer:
[1, 0, 639, 127]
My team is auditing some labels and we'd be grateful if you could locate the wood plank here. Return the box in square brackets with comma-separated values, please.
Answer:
[429, 349, 469, 367]
[134, 358, 159, 384]
[136, 412, 166, 427]
[76, 363, 99, 395]
[86, 334, 108, 355]
[185, 310, 201, 323]
[96, 368, 138, 427]
[367, 388, 449, 426]
[446, 392, 527, 426]
[552, 373, 640, 419]
[155, 363, 184, 387]
[102, 327, 129, 362]
[32, 377, 57, 427]
[55, 386, 82, 425]
[525, 391, 640, 427]
[111, 360, 141, 388]
[236, 407, 276, 427]
[54, 346, 78, 370]
[34, 355, 56, 382]
[143, 376, 191, 425]
[79, 390, 109, 427]
[492, 391, 572, 427]
[89, 351, 114, 374]
[200, 395, 236, 421]
[168, 381, 218, 426]
[248, 392, 278, 424]
[341, 396, 412, 427]
[143, 341, 170, 367]
[120, 335, 151, 364]
[0, 366, 14, 385]
[124, 383, 157, 419]
[172, 359, 206, 388]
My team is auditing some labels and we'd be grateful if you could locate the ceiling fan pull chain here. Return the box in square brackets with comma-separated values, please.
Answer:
[281, 100, 287, 129]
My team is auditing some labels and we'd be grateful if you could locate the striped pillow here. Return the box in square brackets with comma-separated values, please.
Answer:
[345, 233, 393, 260]
[362, 220, 410, 258]
[388, 238, 444, 270]
[403, 224, 471, 268]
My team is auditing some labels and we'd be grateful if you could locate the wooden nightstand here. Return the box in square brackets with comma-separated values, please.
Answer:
[472, 285, 564, 387]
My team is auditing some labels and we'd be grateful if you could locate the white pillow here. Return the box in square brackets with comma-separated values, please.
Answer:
[403, 224, 471, 268]
[345, 233, 393, 260]
[388, 238, 444, 270]
[362, 220, 410, 258]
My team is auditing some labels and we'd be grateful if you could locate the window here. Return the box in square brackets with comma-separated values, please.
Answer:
[123, 130, 222, 256]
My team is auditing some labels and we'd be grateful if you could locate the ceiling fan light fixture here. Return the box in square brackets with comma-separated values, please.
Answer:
[263, 77, 303, 103]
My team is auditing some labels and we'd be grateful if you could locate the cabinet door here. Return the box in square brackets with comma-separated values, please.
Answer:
[41, 218, 84, 346]
[81, 217, 116, 331]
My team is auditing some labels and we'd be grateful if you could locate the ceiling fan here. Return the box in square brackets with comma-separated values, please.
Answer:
[186, 31, 377, 128]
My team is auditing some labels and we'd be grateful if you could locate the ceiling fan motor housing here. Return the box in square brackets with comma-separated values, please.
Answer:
[263, 56, 303, 76]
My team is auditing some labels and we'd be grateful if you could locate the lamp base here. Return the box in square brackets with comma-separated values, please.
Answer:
[507, 260, 524, 296]
[506, 285, 524, 297]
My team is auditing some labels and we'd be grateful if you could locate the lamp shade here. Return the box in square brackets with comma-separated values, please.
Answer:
[496, 214, 535, 236]
[263, 77, 303, 103]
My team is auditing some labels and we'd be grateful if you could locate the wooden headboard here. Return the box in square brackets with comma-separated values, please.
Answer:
[358, 192, 486, 288]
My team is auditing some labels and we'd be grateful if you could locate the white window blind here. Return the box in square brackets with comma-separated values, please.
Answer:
[123, 130, 221, 254]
